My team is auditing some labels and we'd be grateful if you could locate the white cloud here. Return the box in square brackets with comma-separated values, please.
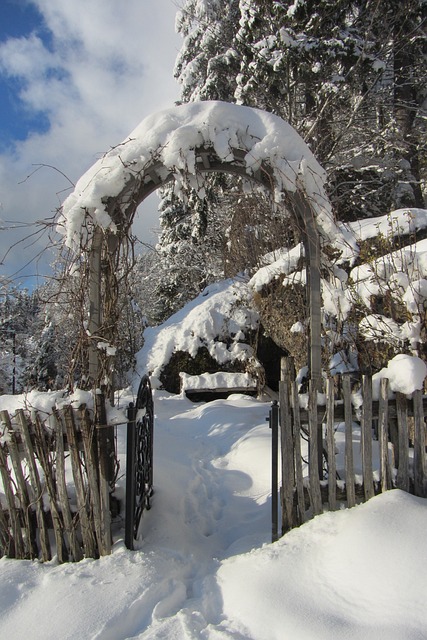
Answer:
[0, 0, 181, 283]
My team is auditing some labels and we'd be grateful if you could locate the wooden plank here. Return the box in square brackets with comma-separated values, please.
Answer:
[343, 375, 356, 508]
[63, 405, 97, 558]
[361, 376, 375, 501]
[16, 410, 51, 561]
[308, 380, 322, 516]
[396, 392, 409, 492]
[326, 378, 337, 511]
[0, 501, 14, 557]
[79, 406, 104, 554]
[88, 227, 103, 385]
[413, 390, 426, 498]
[33, 414, 66, 563]
[0, 443, 24, 558]
[291, 380, 306, 525]
[270, 400, 279, 542]
[53, 409, 83, 562]
[96, 394, 112, 555]
[378, 378, 390, 492]
[1, 411, 36, 558]
[279, 379, 295, 533]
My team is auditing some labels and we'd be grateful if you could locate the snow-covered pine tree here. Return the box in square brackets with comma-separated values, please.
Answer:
[233, 0, 426, 219]
[175, 0, 425, 221]
[0, 281, 40, 393]
[152, 0, 242, 322]
[153, 182, 226, 322]
[175, 0, 240, 102]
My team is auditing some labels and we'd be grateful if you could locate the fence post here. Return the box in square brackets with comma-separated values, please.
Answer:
[280, 358, 296, 533]
[342, 374, 356, 507]
[308, 380, 323, 515]
[125, 402, 137, 550]
[395, 392, 409, 491]
[291, 380, 306, 524]
[96, 393, 113, 555]
[378, 378, 391, 492]
[17, 410, 51, 561]
[269, 401, 279, 542]
[326, 377, 337, 511]
[413, 390, 426, 498]
[361, 376, 375, 501]
[63, 405, 97, 558]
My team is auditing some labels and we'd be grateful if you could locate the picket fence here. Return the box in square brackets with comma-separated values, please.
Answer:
[0, 395, 114, 562]
[272, 360, 427, 540]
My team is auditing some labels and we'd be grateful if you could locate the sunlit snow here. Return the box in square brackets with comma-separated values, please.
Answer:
[0, 389, 426, 639]
[57, 101, 348, 256]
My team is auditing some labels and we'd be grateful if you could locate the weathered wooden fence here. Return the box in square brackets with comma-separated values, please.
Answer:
[0, 395, 115, 562]
[272, 360, 427, 540]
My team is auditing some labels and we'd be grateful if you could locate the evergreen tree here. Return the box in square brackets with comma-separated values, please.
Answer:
[175, 0, 240, 102]
[174, 0, 426, 221]
[154, 183, 225, 321]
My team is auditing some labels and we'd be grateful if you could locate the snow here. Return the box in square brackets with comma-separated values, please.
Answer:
[180, 371, 256, 391]
[248, 243, 305, 291]
[372, 354, 427, 398]
[347, 208, 427, 242]
[57, 101, 347, 255]
[1, 390, 427, 639]
[135, 278, 259, 388]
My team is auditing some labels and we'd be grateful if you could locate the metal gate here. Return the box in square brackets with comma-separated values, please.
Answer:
[125, 375, 154, 549]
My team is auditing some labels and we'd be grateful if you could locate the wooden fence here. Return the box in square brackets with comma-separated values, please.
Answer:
[0, 395, 115, 562]
[274, 360, 427, 539]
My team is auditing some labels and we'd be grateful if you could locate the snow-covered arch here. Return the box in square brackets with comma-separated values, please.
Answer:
[58, 101, 349, 391]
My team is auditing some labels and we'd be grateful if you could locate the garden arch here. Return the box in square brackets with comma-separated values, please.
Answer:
[59, 101, 346, 393]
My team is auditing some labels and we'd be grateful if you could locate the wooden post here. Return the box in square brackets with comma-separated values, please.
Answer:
[0, 444, 24, 558]
[96, 393, 112, 555]
[413, 390, 426, 498]
[80, 406, 105, 555]
[396, 392, 409, 492]
[326, 378, 337, 511]
[1, 410, 36, 558]
[308, 380, 322, 515]
[125, 402, 137, 550]
[52, 409, 83, 562]
[343, 375, 356, 508]
[88, 227, 103, 386]
[291, 380, 306, 524]
[361, 376, 375, 501]
[16, 410, 51, 561]
[63, 405, 97, 558]
[378, 378, 391, 492]
[279, 359, 295, 533]
[33, 414, 66, 563]
[270, 400, 279, 542]
[0, 502, 14, 558]
[290, 192, 322, 392]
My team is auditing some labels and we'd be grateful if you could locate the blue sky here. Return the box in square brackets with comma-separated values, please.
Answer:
[0, 1, 51, 148]
[0, 0, 181, 285]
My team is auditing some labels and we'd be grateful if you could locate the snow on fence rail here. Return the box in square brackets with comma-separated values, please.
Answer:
[0, 395, 113, 562]
[273, 359, 427, 539]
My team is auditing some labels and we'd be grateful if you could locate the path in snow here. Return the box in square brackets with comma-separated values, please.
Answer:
[98, 391, 272, 639]
[2, 391, 427, 640]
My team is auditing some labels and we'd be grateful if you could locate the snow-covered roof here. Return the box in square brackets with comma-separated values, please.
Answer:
[57, 101, 346, 254]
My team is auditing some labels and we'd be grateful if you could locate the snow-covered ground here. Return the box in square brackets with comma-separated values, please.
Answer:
[1, 390, 426, 639]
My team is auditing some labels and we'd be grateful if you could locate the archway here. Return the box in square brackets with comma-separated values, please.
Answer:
[58, 101, 349, 394]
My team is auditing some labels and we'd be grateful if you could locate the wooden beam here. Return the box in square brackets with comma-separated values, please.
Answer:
[88, 227, 103, 386]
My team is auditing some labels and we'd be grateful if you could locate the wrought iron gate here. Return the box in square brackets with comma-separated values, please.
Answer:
[125, 375, 154, 550]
